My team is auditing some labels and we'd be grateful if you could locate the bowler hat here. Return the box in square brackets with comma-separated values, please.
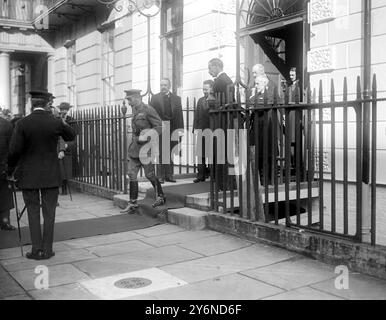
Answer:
[59, 102, 72, 111]
[125, 89, 142, 97]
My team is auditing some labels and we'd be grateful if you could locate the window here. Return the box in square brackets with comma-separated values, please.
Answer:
[66, 43, 77, 107]
[101, 28, 115, 106]
[161, 0, 183, 96]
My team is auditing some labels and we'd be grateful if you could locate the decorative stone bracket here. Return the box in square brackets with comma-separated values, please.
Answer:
[310, 0, 336, 24]
[307, 46, 335, 73]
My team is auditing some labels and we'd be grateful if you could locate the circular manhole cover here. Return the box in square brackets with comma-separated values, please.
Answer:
[114, 277, 152, 289]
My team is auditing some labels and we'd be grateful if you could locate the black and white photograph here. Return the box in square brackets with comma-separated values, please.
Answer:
[0, 0, 386, 307]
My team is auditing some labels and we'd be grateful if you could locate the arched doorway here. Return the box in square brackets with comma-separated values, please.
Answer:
[239, 0, 309, 100]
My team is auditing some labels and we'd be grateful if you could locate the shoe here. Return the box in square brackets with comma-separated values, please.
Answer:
[152, 196, 166, 208]
[26, 250, 43, 260]
[41, 251, 55, 260]
[0, 223, 16, 231]
[193, 178, 205, 184]
[165, 178, 176, 183]
[120, 201, 139, 214]
[159, 178, 165, 184]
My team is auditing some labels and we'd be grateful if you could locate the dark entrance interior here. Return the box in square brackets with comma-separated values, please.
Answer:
[250, 21, 305, 98]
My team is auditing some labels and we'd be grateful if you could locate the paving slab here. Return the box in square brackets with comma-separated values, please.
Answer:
[1, 249, 97, 272]
[10, 264, 90, 291]
[177, 234, 253, 256]
[264, 286, 343, 300]
[61, 231, 145, 249]
[86, 240, 154, 257]
[29, 283, 100, 300]
[311, 273, 386, 300]
[140, 230, 221, 247]
[151, 273, 284, 300]
[80, 268, 187, 300]
[0, 242, 72, 260]
[134, 224, 186, 237]
[0, 269, 25, 298]
[161, 244, 298, 283]
[73, 245, 203, 279]
[240, 257, 336, 290]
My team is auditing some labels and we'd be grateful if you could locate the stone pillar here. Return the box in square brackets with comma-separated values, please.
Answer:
[47, 52, 55, 94]
[0, 51, 11, 109]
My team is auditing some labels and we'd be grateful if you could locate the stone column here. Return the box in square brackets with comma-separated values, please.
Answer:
[0, 51, 11, 109]
[47, 52, 55, 94]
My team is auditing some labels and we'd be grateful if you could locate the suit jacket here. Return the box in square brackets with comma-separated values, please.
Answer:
[193, 96, 210, 131]
[8, 110, 77, 189]
[0, 117, 14, 211]
[150, 92, 184, 132]
[213, 72, 235, 107]
[0, 117, 13, 174]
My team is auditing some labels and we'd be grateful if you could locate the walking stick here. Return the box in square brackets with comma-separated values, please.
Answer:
[8, 179, 25, 256]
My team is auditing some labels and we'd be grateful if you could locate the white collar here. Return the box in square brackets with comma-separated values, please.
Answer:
[33, 108, 46, 111]
[216, 71, 225, 78]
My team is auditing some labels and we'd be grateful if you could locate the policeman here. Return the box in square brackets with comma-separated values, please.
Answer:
[121, 89, 166, 214]
[8, 90, 76, 260]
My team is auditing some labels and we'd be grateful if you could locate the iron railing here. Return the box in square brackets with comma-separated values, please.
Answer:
[209, 75, 382, 246]
[69, 99, 198, 193]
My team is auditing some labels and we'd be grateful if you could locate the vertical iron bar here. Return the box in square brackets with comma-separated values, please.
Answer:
[356, 77, 363, 242]
[285, 108, 291, 226]
[187, 98, 190, 175]
[307, 88, 313, 227]
[318, 81, 324, 231]
[295, 108, 301, 226]
[330, 79, 336, 233]
[371, 75, 377, 245]
[343, 78, 349, 234]
[118, 105, 123, 191]
[123, 103, 128, 195]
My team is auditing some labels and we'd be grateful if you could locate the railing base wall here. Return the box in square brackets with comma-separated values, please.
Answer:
[206, 212, 386, 280]
[69, 180, 120, 201]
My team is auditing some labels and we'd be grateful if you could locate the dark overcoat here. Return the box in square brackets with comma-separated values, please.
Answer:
[8, 110, 77, 190]
[150, 93, 184, 133]
[0, 117, 14, 211]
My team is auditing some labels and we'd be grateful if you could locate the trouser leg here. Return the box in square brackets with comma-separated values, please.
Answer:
[41, 188, 59, 253]
[144, 163, 164, 197]
[22, 190, 42, 252]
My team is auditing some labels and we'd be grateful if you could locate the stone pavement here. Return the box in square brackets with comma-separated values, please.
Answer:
[1, 223, 386, 299]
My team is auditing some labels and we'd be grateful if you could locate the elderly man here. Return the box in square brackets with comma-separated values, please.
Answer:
[121, 89, 166, 214]
[0, 115, 15, 231]
[8, 90, 76, 260]
[249, 64, 278, 185]
[150, 78, 184, 183]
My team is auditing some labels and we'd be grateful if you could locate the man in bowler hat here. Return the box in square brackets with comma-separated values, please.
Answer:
[8, 90, 76, 260]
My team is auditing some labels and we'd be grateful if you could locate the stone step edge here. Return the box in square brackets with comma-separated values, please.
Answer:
[113, 194, 210, 230]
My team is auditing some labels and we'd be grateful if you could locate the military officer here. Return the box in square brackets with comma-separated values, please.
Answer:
[8, 90, 77, 260]
[121, 89, 166, 214]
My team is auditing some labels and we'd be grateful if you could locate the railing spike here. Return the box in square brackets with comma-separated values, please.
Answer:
[357, 76, 362, 100]
[343, 77, 348, 102]
[372, 74, 377, 98]
[330, 78, 335, 102]
[319, 79, 323, 103]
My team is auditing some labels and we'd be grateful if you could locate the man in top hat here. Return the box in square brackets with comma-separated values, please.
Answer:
[121, 89, 166, 214]
[8, 90, 76, 260]
[57, 102, 76, 195]
[150, 78, 184, 184]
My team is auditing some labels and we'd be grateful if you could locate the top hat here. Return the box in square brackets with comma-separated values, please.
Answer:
[29, 90, 55, 101]
[125, 89, 142, 97]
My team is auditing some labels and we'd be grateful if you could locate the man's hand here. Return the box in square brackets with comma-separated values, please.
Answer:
[58, 151, 65, 160]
